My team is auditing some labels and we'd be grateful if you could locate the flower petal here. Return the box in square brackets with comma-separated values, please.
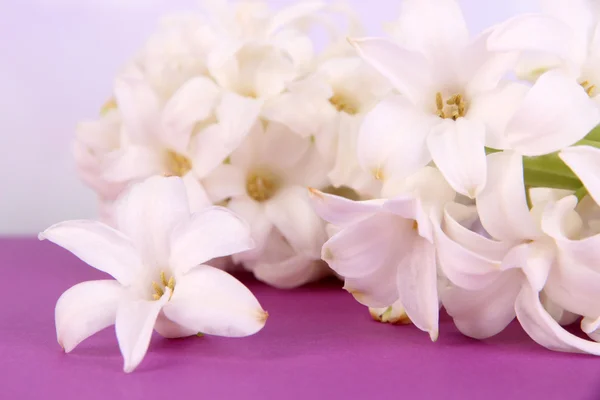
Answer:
[487, 14, 574, 60]
[505, 70, 600, 156]
[202, 164, 246, 203]
[560, 146, 600, 207]
[581, 316, 600, 342]
[39, 221, 142, 285]
[476, 151, 539, 241]
[344, 260, 400, 308]
[307, 189, 384, 227]
[350, 38, 431, 104]
[358, 95, 432, 182]
[396, 237, 439, 341]
[56, 280, 125, 352]
[191, 93, 262, 178]
[267, 1, 325, 34]
[501, 241, 553, 292]
[116, 294, 169, 373]
[442, 270, 521, 339]
[253, 255, 330, 289]
[322, 212, 413, 279]
[426, 118, 487, 198]
[154, 312, 197, 339]
[163, 265, 267, 337]
[170, 206, 254, 275]
[182, 172, 212, 213]
[161, 77, 220, 154]
[515, 283, 600, 355]
[116, 176, 190, 268]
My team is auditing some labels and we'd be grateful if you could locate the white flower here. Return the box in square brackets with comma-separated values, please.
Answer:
[437, 151, 600, 354]
[202, 121, 329, 287]
[264, 56, 390, 198]
[349, 0, 517, 197]
[39, 176, 267, 372]
[104, 69, 261, 212]
[310, 167, 456, 340]
[488, 0, 600, 97]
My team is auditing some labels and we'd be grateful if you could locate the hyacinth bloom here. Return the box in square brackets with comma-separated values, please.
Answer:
[40, 177, 268, 372]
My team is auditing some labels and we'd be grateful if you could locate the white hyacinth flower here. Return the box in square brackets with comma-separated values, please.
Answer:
[202, 121, 330, 288]
[349, 0, 518, 198]
[40, 176, 267, 372]
[437, 151, 600, 354]
[310, 167, 456, 340]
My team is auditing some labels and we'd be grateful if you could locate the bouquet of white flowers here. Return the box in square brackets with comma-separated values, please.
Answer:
[52, 0, 600, 371]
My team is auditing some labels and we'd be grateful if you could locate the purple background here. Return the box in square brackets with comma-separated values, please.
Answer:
[2, 238, 600, 399]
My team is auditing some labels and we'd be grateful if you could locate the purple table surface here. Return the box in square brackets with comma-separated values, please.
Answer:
[2, 238, 599, 399]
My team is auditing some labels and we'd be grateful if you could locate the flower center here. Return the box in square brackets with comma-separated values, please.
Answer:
[329, 92, 359, 115]
[246, 167, 281, 202]
[581, 80, 596, 97]
[152, 271, 175, 301]
[165, 150, 192, 177]
[435, 92, 467, 120]
[100, 97, 117, 115]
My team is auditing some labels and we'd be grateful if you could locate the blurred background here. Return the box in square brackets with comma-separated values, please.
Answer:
[0, 0, 538, 234]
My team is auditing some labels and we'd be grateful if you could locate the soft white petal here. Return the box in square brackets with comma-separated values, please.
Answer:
[506, 70, 600, 156]
[56, 280, 125, 352]
[202, 164, 246, 203]
[257, 121, 311, 170]
[501, 241, 553, 292]
[191, 94, 262, 178]
[476, 151, 539, 241]
[227, 197, 273, 254]
[253, 255, 330, 289]
[392, 0, 469, 57]
[307, 189, 384, 227]
[322, 212, 413, 279]
[163, 265, 267, 337]
[442, 270, 521, 339]
[515, 283, 600, 355]
[487, 14, 574, 60]
[102, 146, 163, 182]
[358, 95, 432, 182]
[154, 312, 197, 338]
[350, 38, 431, 104]
[396, 237, 439, 341]
[169, 206, 254, 275]
[114, 73, 161, 144]
[264, 187, 326, 259]
[116, 176, 190, 268]
[161, 77, 220, 154]
[39, 221, 142, 285]
[467, 82, 529, 150]
[427, 118, 487, 198]
[182, 173, 212, 213]
[581, 317, 600, 342]
[343, 259, 400, 308]
[267, 1, 325, 34]
[116, 293, 169, 373]
[560, 146, 600, 207]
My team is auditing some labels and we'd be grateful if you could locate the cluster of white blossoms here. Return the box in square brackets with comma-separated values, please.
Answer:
[74, 0, 600, 355]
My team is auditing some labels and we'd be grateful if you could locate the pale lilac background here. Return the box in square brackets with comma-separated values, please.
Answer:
[0, 0, 538, 234]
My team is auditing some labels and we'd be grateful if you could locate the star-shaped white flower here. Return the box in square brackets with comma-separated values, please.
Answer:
[437, 151, 600, 354]
[349, 0, 518, 197]
[310, 167, 456, 340]
[40, 176, 267, 373]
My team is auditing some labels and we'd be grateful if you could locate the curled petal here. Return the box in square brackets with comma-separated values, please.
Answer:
[116, 293, 169, 373]
[396, 238, 439, 341]
[505, 70, 600, 156]
[442, 270, 521, 339]
[308, 189, 384, 228]
[476, 151, 539, 242]
[581, 317, 600, 342]
[344, 259, 400, 308]
[515, 283, 600, 356]
[253, 255, 330, 289]
[154, 312, 197, 339]
[322, 213, 413, 279]
[560, 146, 600, 207]
[39, 221, 142, 285]
[170, 206, 254, 275]
[56, 280, 125, 352]
[163, 265, 267, 337]
[102, 146, 163, 182]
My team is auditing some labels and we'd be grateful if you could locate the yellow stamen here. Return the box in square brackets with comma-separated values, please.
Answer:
[160, 271, 168, 286]
[246, 168, 281, 202]
[165, 150, 192, 177]
[167, 276, 175, 291]
[435, 92, 444, 110]
[152, 282, 164, 297]
[412, 220, 419, 230]
[435, 92, 467, 120]
[329, 92, 359, 115]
